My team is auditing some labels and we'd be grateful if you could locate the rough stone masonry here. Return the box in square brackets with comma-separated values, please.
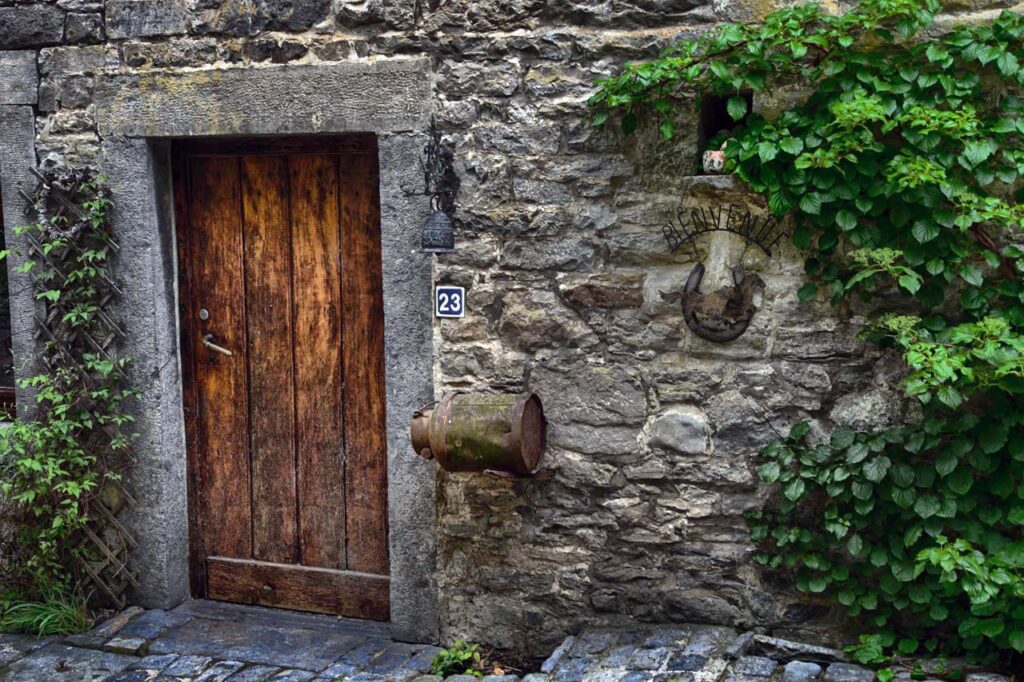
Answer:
[1, 0, 1022, 661]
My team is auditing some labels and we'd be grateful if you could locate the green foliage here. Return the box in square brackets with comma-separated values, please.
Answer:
[431, 640, 484, 678]
[0, 169, 135, 630]
[0, 585, 89, 636]
[593, 0, 1024, 667]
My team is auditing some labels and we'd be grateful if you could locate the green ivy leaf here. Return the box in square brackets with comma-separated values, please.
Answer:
[863, 456, 891, 482]
[914, 495, 941, 518]
[947, 468, 973, 494]
[836, 209, 858, 231]
[727, 96, 749, 121]
[780, 137, 805, 155]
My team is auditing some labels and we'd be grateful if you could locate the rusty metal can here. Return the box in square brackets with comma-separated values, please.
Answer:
[410, 391, 546, 476]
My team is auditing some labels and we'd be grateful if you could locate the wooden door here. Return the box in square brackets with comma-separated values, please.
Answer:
[173, 136, 389, 621]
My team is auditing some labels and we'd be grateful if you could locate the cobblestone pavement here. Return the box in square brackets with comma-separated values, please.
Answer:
[0, 606, 1016, 682]
[526, 626, 1017, 682]
[0, 600, 442, 681]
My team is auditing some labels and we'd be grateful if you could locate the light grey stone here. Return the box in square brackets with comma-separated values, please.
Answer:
[732, 656, 777, 677]
[541, 636, 576, 673]
[0, 51, 38, 104]
[95, 60, 432, 139]
[782, 661, 823, 682]
[752, 636, 844, 664]
[647, 408, 709, 455]
[823, 664, 875, 682]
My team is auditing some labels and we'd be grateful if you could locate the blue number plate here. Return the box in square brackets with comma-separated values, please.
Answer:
[435, 285, 465, 318]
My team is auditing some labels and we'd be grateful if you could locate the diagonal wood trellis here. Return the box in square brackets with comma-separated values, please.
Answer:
[19, 166, 139, 608]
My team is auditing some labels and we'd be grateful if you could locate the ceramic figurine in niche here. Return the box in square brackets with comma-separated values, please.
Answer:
[701, 134, 735, 174]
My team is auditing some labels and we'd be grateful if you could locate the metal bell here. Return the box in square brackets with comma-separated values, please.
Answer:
[421, 207, 455, 253]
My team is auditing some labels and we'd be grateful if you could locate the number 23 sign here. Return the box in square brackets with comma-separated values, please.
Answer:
[435, 285, 465, 318]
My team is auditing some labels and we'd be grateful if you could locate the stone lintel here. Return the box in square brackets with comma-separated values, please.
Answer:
[95, 59, 433, 139]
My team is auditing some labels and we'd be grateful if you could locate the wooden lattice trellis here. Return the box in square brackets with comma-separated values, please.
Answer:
[18, 166, 139, 608]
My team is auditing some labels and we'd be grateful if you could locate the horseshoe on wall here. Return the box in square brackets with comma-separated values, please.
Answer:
[662, 263, 764, 342]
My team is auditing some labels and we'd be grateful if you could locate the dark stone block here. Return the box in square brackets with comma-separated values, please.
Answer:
[65, 12, 104, 43]
[0, 6, 66, 49]
[164, 654, 214, 677]
[106, 0, 189, 39]
[782, 661, 823, 682]
[627, 648, 670, 671]
[823, 663, 875, 682]
[266, 670, 316, 681]
[223, 664, 283, 681]
[2, 643, 136, 682]
[364, 642, 421, 674]
[257, 0, 332, 31]
[666, 654, 707, 672]
[148, 616, 369, 671]
[128, 654, 179, 672]
[119, 609, 192, 640]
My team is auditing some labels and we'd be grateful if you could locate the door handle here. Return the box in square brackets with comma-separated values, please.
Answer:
[202, 333, 233, 357]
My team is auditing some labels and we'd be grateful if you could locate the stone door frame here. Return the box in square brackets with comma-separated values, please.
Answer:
[0, 58, 438, 643]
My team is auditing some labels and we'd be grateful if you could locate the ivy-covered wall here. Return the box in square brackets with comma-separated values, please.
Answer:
[1, 0, 1020, 658]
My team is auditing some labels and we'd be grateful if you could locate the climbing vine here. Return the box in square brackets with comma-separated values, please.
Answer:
[0, 167, 136, 634]
[593, 0, 1024, 666]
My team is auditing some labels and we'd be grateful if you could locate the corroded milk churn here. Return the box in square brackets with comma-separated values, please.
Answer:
[410, 392, 547, 476]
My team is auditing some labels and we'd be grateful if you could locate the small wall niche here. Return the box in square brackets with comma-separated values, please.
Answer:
[698, 92, 753, 161]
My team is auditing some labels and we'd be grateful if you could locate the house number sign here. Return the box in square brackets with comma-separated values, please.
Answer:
[435, 285, 465, 318]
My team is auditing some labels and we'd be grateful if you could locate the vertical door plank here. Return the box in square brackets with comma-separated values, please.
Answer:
[290, 154, 346, 569]
[241, 156, 299, 564]
[189, 156, 252, 560]
[340, 151, 389, 575]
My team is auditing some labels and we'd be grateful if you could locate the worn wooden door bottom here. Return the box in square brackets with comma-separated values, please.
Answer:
[206, 557, 390, 620]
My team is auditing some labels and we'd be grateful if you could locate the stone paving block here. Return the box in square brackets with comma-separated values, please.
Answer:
[164, 654, 215, 677]
[411, 676, 443, 682]
[723, 633, 754, 661]
[555, 656, 597, 682]
[665, 653, 707, 672]
[627, 647, 670, 671]
[732, 656, 778, 677]
[129, 653, 180, 672]
[541, 636, 576, 673]
[405, 645, 444, 672]
[364, 641, 423, 673]
[965, 675, 1011, 682]
[270, 670, 317, 681]
[119, 608, 193, 639]
[105, 671, 154, 682]
[577, 631, 618, 655]
[680, 627, 737, 657]
[0, 632, 51, 666]
[522, 675, 551, 682]
[149, 615, 371, 670]
[582, 671, 628, 682]
[642, 629, 690, 649]
[602, 645, 638, 669]
[619, 673, 655, 682]
[341, 638, 396, 669]
[1, 642, 136, 681]
[448, 676, 484, 682]
[823, 663, 875, 682]
[321, 660, 361, 678]
[197, 660, 248, 681]
[104, 635, 148, 654]
[782, 660, 822, 682]
[226, 664, 285, 681]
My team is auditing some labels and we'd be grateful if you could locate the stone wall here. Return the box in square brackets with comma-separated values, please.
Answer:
[1, 0, 1020, 659]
